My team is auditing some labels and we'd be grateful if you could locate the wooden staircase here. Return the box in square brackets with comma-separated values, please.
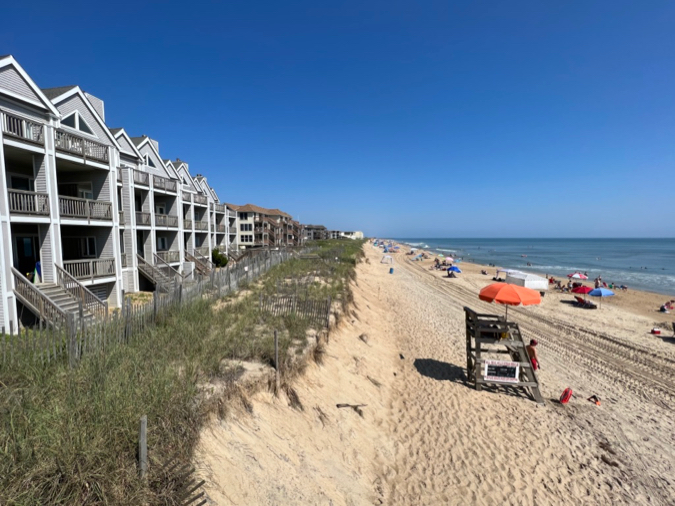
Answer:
[137, 255, 174, 293]
[12, 267, 97, 329]
[185, 250, 213, 276]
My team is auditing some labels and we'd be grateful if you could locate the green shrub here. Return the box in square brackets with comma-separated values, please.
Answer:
[211, 248, 228, 267]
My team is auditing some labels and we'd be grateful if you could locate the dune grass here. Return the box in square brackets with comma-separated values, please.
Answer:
[0, 239, 364, 505]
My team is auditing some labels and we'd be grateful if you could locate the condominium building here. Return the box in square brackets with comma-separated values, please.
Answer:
[226, 203, 304, 250]
[304, 224, 328, 241]
[0, 55, 238, 331]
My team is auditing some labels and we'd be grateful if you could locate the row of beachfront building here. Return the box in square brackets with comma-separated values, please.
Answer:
[0, 55, 354, 331]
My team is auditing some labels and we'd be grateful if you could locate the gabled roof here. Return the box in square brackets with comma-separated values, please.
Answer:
[112, 127, 143, 159]
[0, 55, 60, 116]
[225, 203, 293, 219]
[41, 85, 77, 100]
[132, 135, 175, 178]
[45, 85, 121, 148]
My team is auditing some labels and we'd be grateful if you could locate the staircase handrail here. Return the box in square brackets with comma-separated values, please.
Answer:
[55, 264, 108, 319]
[184, 250, 209, 276]
[193, 249, 215, 271]
[11, 267, 68, 328]
[137, 254, 173, 292]
[153, 253, 185, 283]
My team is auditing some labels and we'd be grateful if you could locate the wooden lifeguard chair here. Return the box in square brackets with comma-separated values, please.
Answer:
[464, 307, 545, 405]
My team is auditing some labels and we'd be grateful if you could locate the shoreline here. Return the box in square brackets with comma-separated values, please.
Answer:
[393, 240, 675, 324]
[393, 239, 675, 297]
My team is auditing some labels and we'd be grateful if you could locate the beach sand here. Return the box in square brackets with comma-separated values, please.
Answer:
[195, 244, 675, 505]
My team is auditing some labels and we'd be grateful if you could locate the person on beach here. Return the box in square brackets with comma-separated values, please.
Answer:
[526, 339, 540, 371]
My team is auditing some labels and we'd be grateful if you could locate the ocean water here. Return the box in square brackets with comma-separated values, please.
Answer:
[393, 238, 675, 296]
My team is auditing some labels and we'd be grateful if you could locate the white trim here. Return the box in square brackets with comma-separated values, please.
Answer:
[112, 128, 143, 159]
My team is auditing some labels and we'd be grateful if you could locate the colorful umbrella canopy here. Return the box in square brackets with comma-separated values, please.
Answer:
[445, 256, 455, 262]
[567, 272, 588, 279]
[571, 286, 593, 294]
[479, 282, 541, 318]
[589, 288, 614, 297]
[589, 287, 614, 308]
[448, 266, 461, 273]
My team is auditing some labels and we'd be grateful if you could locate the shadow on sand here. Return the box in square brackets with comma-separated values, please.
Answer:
[413, 358, 467, 383]
[413, 358, 531, 400]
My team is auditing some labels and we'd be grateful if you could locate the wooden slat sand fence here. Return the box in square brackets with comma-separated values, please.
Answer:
[1, 249, 294, 369]
[259, 294, 332, 328]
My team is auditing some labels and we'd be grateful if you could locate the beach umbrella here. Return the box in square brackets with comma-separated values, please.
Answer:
[438, 253, 445, 257]
[448, 266, 461, 273]
[571, 285, 593, 302]
[479, 282, 541, 319]
[571, 286, 593, 294]
[589, 287, 614, 308]
[445, 256, 455, 262]
[567, 272, 588, 279]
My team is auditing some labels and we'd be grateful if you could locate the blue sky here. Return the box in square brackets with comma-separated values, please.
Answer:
[2, 1, 673, 237]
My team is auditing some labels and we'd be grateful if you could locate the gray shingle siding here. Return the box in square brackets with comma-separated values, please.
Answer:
[0, 67, 39, 102]
[56, 94, 112, 145]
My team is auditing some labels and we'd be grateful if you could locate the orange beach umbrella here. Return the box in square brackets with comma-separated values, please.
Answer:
[479, 282, 541, 319]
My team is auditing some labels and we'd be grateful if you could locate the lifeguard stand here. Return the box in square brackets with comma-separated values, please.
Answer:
[464, 307, 545, 405]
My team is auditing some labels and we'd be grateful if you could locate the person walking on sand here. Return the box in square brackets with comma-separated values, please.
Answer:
[526, 339, 540, 371]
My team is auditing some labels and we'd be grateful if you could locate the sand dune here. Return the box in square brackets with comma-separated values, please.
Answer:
[195, 245, 675, 505]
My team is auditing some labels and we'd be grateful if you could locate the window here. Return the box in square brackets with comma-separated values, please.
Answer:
[78, 237, 96, 257]
[240, 223, 252, 232]
[144, 154, 156, 168]
[238, 212, 248, 220]
[241, 235, 253, 243]
[62, 114, 76, 128]
[119, 231, 125, 253]
[77, 183, 93, 200]
[157, 237, 167, 251]
[155, 203, 166, 215]
[61, 112, 96, 136]
[10, 175, 33, 191]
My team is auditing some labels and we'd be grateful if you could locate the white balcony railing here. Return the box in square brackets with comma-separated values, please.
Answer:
[216, 224, 226, 233]
[194, 194, 208, 205]
[8, 189, 50, 216]
[59, 196, 112, 220]
[63, 258, 116, 281]
[183, 218, 192, 229]
[2, 112, 44, 144]
[194, 221, 208, 231]
[195, 246, 209, 256]
[54, 130, 108, 162]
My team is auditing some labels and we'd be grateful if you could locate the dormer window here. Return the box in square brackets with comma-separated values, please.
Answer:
[144, 154, 156, 168]
[61, 112, 95, 136]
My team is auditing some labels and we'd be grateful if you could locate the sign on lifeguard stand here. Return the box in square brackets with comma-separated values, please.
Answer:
[464, 307, 544, 405]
